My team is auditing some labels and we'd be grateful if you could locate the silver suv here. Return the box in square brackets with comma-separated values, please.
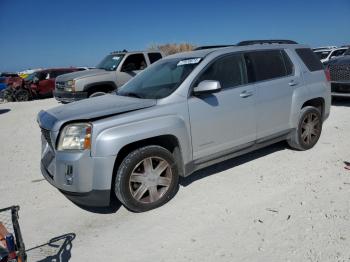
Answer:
[53, 50, 163, 103]
[38, 40, 331, 212]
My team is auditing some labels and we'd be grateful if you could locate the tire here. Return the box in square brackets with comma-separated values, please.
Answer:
[288, 106, 322, 150]
[15, 89, 30, 102]
[89, 92, 106, 98]
[3, 89, 14, 102]
[114, 145, 179, 212]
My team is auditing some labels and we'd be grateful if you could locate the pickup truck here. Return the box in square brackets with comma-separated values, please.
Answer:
[53, 51, 163, 103]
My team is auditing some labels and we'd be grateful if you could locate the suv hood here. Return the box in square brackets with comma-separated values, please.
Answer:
[38, 94, 157, 131]
[327, 55, 350, 65]
[56, 69, 111, 82]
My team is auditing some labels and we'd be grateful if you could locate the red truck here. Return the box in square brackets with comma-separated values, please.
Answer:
[5, 68, 84, 101]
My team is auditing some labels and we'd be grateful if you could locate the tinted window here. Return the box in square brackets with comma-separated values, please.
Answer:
[295, 48, 323, 71]
[195, 54, 247, 89]
[244, 50, 287, 82]
[148, 53, 162, 64]
[121, 54, 147, 71]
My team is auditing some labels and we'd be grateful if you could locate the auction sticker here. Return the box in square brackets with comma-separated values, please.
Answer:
[177, 58, 201, 66]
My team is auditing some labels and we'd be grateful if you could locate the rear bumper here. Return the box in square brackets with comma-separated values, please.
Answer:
[53, 90, 88, 103]
[331, 82, 350, 97]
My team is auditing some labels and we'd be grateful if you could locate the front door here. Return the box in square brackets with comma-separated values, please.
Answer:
[188, 53, 257, 160]
[116, 53, 147, 87]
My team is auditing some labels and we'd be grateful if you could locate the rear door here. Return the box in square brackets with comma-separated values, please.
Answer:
[188, 53, 257, 160]
[245, 50, 298, 139]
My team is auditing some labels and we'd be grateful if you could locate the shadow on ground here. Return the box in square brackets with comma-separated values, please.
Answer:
[0, 109, 10, 115]
[332, 97, 350, 107]
[26, 233, 75, 262]
[73, 196, 122, 214]
[180, 142, 287, 187]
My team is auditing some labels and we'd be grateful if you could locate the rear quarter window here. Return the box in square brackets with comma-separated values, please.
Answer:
[295, 48, 324, 72]
[148, 53, 163, 64]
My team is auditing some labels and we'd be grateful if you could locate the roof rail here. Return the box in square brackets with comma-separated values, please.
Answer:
[194, 45, 235, 51]
[237, 40, 298, 46]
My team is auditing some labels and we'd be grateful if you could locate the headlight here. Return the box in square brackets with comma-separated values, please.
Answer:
[64, 80, 75, 92]
[57, 123, 92, 151]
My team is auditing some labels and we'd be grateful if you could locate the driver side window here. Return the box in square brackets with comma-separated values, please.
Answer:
[195, 54, 247, 89]
[121, 54, 147, 72]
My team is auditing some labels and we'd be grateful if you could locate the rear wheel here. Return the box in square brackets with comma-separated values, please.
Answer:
[114, 145, 179, 212]
[288, 106, 322, 150]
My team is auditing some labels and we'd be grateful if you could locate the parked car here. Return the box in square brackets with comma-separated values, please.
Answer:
[313, 46, 337, 51]
[7, 68, 84, 101]
[314, 47, 348, 64]
[327, 48, 350, 97]
[0, 77, 7, 91]
[53, 50, 163, 103]
[38, 40, 331, 212]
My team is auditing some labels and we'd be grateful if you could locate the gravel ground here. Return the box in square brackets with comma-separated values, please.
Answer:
[0, 98, 350, 262]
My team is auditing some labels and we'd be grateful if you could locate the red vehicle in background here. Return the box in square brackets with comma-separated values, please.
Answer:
[5, 68, 84, 101]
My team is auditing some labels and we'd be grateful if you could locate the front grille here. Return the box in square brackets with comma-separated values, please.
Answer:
[329, 64, 350, 81]
[41, 128, 54, 149]
[331, 83, 350, 93]
[55, 81, 65, 90]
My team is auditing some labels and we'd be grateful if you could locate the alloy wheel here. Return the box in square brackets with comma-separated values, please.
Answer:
[301, 112, 320, 145]
[129, 157, 172, 204]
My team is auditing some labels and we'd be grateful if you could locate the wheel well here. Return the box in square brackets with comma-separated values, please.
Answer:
[86, 84, 115, 96]
[112, 135, 183, 185]
[301, 97, 325, 117]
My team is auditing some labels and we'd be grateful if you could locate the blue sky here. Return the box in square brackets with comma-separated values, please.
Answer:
[1, 0, 349, 72]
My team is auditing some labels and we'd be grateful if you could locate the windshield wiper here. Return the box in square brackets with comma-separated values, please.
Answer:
[118, 92, 144, 99]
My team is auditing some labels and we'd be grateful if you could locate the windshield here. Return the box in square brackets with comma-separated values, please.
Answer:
[24, 73, 35, 81]
[315, 51, 330, 60]
[96, 54, 124, 71]
[117, 57, 202, 99]
[344, 48, 350, 56]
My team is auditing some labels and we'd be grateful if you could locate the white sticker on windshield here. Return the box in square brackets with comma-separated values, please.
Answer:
[112, 56, 121, 60]
[177, 58, 201, 66]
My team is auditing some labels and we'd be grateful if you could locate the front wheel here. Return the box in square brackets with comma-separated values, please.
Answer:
[114, 145, 179, 212]
[288, 106, 322, 150]
[89, 92, 106, 98]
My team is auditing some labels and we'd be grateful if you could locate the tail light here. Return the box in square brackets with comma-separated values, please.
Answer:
[324, 68, 331, 82]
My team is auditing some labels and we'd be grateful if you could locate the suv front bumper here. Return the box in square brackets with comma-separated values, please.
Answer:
[331, 82, 350, 97]
[40, 133, 116, 207]
[53, 90, 88, 103]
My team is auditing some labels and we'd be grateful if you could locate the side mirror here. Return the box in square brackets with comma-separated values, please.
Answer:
[33, 76, 39, 83]
[193, 80, 221, 95]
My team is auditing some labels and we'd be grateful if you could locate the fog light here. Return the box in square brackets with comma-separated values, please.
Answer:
[65, 165, 73, 185]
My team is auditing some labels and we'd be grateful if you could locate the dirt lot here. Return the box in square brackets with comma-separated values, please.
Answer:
[0, 98, 350, 261]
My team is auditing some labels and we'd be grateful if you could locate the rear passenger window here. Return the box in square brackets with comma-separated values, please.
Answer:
[244, 50, 288, 82]
[148, 53, 162, 64]
[295, 48, 324, 71]
[195, 54, 247, 89]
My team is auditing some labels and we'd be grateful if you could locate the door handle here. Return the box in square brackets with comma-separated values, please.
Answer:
[240, 91, 253, 98]
[288, 80, 298, 86]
